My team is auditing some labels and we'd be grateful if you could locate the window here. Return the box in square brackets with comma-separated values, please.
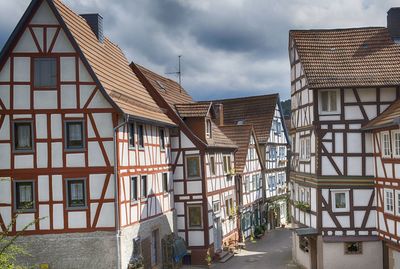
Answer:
[225, 197, 234, 217]
[188, 205, 202, 228]
[381, 132, 391, 158]
[210, 155, 216, 176]
[223, 155, 231, 174]
[141, 175, 147, 198]
[66, 179, 86, 209]
[273, 119, 281, 134]
[253, 175, 258, 190]
[34, 57, 56, 88]
[299, 236, 309, 253]
[159, 128, 165, 150]
[344, 242, 362, 255]
[331, 190, 349, 212]
[14, 181, 35, 211]
[244, 176, 250, 193]
[278, 174, 285, 185]
[213, 201, 220, 213]
[13, 122, 33, 151]
[392, 130, 400, 158]
[258, 174, 263, 189]
[249, 147, 254, 160]
[385, 189, 394, 213]
[300, 137, 311, 160]
[396, 191, 400, 216]
[162, 173, 168, 193]
[186, 155, 201, 179]
[243, 212, 251, 230]
[319, 89, 339, 114]
[269, 146, 277, 160]
[268, 176, 276, 191]
[129, 123, 135, 149]
[131, 176, 138, 201]
[279, 147, 286, 158]
[137, 124, 144, 148]
[206, 119, 212, 138]
[65, 121, 84, 150]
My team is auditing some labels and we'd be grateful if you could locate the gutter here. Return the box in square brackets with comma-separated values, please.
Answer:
[113, 114, 129, 269]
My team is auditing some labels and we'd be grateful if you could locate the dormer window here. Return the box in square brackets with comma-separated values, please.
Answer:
[206, 119, 212, 138]
[319, 89, 340, 114]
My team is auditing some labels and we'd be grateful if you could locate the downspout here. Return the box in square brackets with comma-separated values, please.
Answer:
[114, 114, 129, 269]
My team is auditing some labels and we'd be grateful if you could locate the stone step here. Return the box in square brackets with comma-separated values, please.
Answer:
[218, 251, 234, 263]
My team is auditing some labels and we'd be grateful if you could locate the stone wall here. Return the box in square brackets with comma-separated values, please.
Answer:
[15, 231, 117, 269]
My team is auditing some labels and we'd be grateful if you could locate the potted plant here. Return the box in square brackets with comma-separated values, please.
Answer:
[295, 201, 311, 212]
[128, 255, 144, 269]
[254, 226, 265, 239]
[205, 248, 212, 268]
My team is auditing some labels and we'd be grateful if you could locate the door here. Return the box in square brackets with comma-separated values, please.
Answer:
[213, 218, 222, 251]
[151, 229, 159, 267]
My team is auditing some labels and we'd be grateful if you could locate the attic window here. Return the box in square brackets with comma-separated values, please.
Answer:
[362, 43, 368, 49]
[156, 80, 166, 92]
[206, 120, 212, 139]
[236, 120, 245, 125]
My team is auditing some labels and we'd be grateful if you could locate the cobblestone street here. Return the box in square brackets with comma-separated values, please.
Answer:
[183, 228, 299, 269]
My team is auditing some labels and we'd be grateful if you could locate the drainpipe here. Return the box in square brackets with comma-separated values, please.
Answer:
[114, 114, 128, 269]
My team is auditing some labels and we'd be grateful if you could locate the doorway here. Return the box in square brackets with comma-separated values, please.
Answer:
[151, 229, 159, 267]
[213, 218, 222, 251]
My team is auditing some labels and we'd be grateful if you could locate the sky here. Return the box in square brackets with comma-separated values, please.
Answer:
[0, 0, 399, 101]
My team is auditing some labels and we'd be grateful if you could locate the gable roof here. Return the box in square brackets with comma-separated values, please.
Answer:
[0, 0, 173, 125]
[134, 64, 194, 110]
[219, 124, 263, 174]
[213, 94, 279, 144]
[290, 27, 400, 89]
[175, 102, 212, 118]
[363, 99, 400, 130]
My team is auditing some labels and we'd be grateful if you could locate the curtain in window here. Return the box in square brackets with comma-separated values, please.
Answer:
[35, 58, 56, 88]
[329, 91, 337, 111]
[321, 91, 329, 111]
[188, 206, 201, 227]
[16, 124, 31, 149]
[335, 193, 346, 208]
[19, 184, 32, 202]
[187, 157, 200, 177]
[71, 182, 84, 201]
[68, 123, 82, 141]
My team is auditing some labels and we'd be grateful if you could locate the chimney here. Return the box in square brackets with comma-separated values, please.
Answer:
[213, 103, 224, 126]
[80, 14, 104, 43]
[387, 8, 400, 42]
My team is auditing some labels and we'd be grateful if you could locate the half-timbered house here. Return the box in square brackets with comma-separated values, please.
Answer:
[363, 100, 400, 269]
[219, 124, 264, 239]
[0, 0, 176, 268]
[289, 10, 400, 269]
[131, 63, 239, 265]
[212, 95, 290, 229]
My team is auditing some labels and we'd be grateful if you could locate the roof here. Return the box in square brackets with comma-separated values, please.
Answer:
[290, 27, 400, 89]
[206, 121, 237, 149]
[52, 0, 173, 124]
[219, 124, 262, 174]
[363, 99, 400, 130]
[175, 102, 212, 118]
[213, 94, 279, 144]
[134, 64, 194, 110]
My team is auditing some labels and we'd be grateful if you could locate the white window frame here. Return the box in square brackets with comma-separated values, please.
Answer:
[223, 155, 232, 174]
[384, 189, 394, 214]
[319, 89, 340, 115]
[187, 204, 203, 228]
[392, 130, 400, 158]
[331, 190, 350, 213]
[300, 137, 311, 161]
[381, 131, 391, 158]
[206, 119, 212, 139]
[185, 155, 202, 179]
[396, 190, 400, 216]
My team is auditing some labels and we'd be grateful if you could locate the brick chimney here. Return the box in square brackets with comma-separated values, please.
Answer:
[80, 14, 104, 43]
[387, 8, 400, 42]
[213, 103, 224, 126]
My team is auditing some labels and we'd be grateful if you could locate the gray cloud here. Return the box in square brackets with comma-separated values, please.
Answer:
[1, 0, 399, 101]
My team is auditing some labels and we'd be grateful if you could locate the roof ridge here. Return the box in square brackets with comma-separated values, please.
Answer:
[290, 26, 386, 33]
[211, 93, 279, 103]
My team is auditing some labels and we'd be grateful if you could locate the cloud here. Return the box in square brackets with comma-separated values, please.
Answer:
[0, 0, 398, 101]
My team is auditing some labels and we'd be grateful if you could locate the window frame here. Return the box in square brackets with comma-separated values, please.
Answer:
[209, 155, 216, 176]
[223, 155, 232, 174]
[162, 173, 168, 193]
[381, 131, 391, 158]
[137, 124, 145, 149]
[319, 89, 340, 115]
[185, 155, 202, 179]
[269, 146, 277, 161]
[331, 190, 349, 212]
[13, 180, 36, 212]
[64, 120, 85, 151]
[128, 123, 136, 149]
[187, 204, 203, 228]
[65, 178, 87, 210]
[213, 200, 220, 214]
[344, 242, 362, 255]
[13, 121, 34, 153]
[141, 175, 148, 198]
[159, 128, 166, 151]
[396, 190, 400, 216]
[33, 57, 57, 89]
[384, 189, 394, 214]
[392, 130, 400, 158]
[131, 176, 138, 201]
[225, 197, 234, 218]
[300, 137, 311, 161]
[206, 119, 212, 139]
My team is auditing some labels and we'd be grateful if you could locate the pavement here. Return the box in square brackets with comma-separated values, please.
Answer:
[182, 228, 300, 269]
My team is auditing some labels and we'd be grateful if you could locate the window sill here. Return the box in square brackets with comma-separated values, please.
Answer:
[66, 206, 88, 211]
[14, 208, 36, 214]
[64, 148, 86, 153]
[319, 111, 341, 116]
[13, 149, 35, 154]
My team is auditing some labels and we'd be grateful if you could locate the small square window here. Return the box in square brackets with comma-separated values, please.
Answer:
[159, 128, 165, 150]
[34, 57, 57, 88]
[131, 176, 138, 201]
[141, 175, 147, 198]
[213, 201, 220, 213]
[186, 155, 201, 179]
[137, 124, 145, 148]
[14, 181, 35, 211]
[65, 121, 84, 150]
[188, 205, 202, 228]
[344, 242, 362, 255]
[66, 179, 86, 209]
[129, 123, 135, 149]
[319, 89, 339, 114]
[13, 122, 33, 152]
[332, 190, 349, 212]
[162, 173, 168, 193]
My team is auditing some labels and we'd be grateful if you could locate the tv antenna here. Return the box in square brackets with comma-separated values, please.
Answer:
[166, 55, 182, 92]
